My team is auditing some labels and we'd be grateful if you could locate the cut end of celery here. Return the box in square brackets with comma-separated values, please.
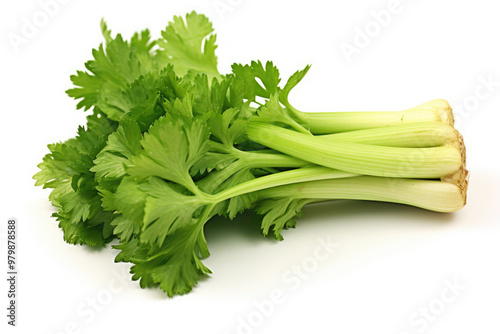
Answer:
[410, 99, 454, 126]
[441, 131, 469, 210]
[435, 99, 454, 126]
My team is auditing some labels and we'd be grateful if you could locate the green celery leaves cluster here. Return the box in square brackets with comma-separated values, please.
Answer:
[34, 12, 307, 296]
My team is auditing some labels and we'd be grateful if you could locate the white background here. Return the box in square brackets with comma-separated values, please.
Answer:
[1, 0, 500, 333]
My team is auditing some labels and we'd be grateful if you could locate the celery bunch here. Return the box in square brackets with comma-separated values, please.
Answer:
[34, 12, 468, 296]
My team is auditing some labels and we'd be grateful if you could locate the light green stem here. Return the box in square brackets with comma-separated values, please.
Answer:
[320, 122, 459, 148]
[298, 99, 453, 134]
[213, 167, 357, 202]
[247, 122, 462, 179]
[197, 151, 309, 193]
[257, 176, 465, 212]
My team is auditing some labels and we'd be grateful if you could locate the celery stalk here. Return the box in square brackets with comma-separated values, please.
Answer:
[297, 99, 454, 134]
[247, 122, 462, 179]
[257, 176, 466, 212]
[320, 122, 459, 148]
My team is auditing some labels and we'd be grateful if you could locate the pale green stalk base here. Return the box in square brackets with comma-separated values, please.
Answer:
[257, 176, 466, 212]
[298, 99, 454, 134]
[247, 122, 462, 179]
[320, 122, 459, 148]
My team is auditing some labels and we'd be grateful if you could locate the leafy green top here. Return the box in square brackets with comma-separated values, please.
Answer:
[35, 11, 319, 297]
